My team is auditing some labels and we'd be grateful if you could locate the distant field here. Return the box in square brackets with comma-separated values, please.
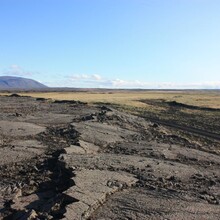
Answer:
[1, 90, 220, 109]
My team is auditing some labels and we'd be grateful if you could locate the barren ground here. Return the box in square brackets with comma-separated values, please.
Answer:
[0, 93, 220, 220]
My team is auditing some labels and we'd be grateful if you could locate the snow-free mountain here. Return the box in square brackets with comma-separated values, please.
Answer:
[0, 76, 47, 90]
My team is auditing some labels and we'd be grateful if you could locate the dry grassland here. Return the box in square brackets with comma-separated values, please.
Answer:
[1, 90, 220, 109]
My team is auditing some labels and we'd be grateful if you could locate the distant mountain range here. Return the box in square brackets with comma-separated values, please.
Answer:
[0, 76, 47, 90]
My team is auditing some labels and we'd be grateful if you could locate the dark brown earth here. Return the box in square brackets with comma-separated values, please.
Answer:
[0, 95, 219, 220]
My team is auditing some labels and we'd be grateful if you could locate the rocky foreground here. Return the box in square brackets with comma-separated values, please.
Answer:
[0, 95, 220, 219]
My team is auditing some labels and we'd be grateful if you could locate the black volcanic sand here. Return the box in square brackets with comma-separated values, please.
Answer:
[0, 95, 219, 220]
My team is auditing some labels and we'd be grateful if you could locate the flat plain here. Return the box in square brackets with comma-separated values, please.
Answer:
[0, 90, 220, 219]
[3, 89, 220, 108]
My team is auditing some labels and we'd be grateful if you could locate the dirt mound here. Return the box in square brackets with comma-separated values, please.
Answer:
[9, 93, 21, 97]
[166, 100, 220, 111]
[53, 100, 86, 105]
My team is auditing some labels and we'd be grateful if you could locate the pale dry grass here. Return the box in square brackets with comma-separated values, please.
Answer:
[1, 90, 220, 109]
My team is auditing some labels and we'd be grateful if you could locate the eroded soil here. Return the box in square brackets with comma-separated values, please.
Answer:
[0, 95, 220, 219]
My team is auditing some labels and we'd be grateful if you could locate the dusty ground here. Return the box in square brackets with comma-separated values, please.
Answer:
[0, 94, 219, 219]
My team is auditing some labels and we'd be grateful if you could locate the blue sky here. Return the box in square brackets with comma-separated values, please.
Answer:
[0, 0, 220, 88]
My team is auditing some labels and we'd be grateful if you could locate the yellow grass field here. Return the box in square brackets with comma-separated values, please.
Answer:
[1, 90, 220, 109]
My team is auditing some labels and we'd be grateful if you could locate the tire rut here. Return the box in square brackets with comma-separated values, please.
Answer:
[146, 118, 220, 141]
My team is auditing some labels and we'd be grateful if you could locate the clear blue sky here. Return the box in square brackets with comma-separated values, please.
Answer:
[0, 0, 220, 88]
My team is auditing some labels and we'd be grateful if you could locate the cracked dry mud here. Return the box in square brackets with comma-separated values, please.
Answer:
[0, 95, 220, 220]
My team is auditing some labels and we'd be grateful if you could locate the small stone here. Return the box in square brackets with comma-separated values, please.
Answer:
[22, 209, 38, 220]
[166, 175, 176, 181]
[107, 181, 113, 187]
[158, 177, 165, 183]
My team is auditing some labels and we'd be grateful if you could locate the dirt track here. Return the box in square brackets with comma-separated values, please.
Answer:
[146, 118, 220, 141]
[0, 95, 220, 219]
